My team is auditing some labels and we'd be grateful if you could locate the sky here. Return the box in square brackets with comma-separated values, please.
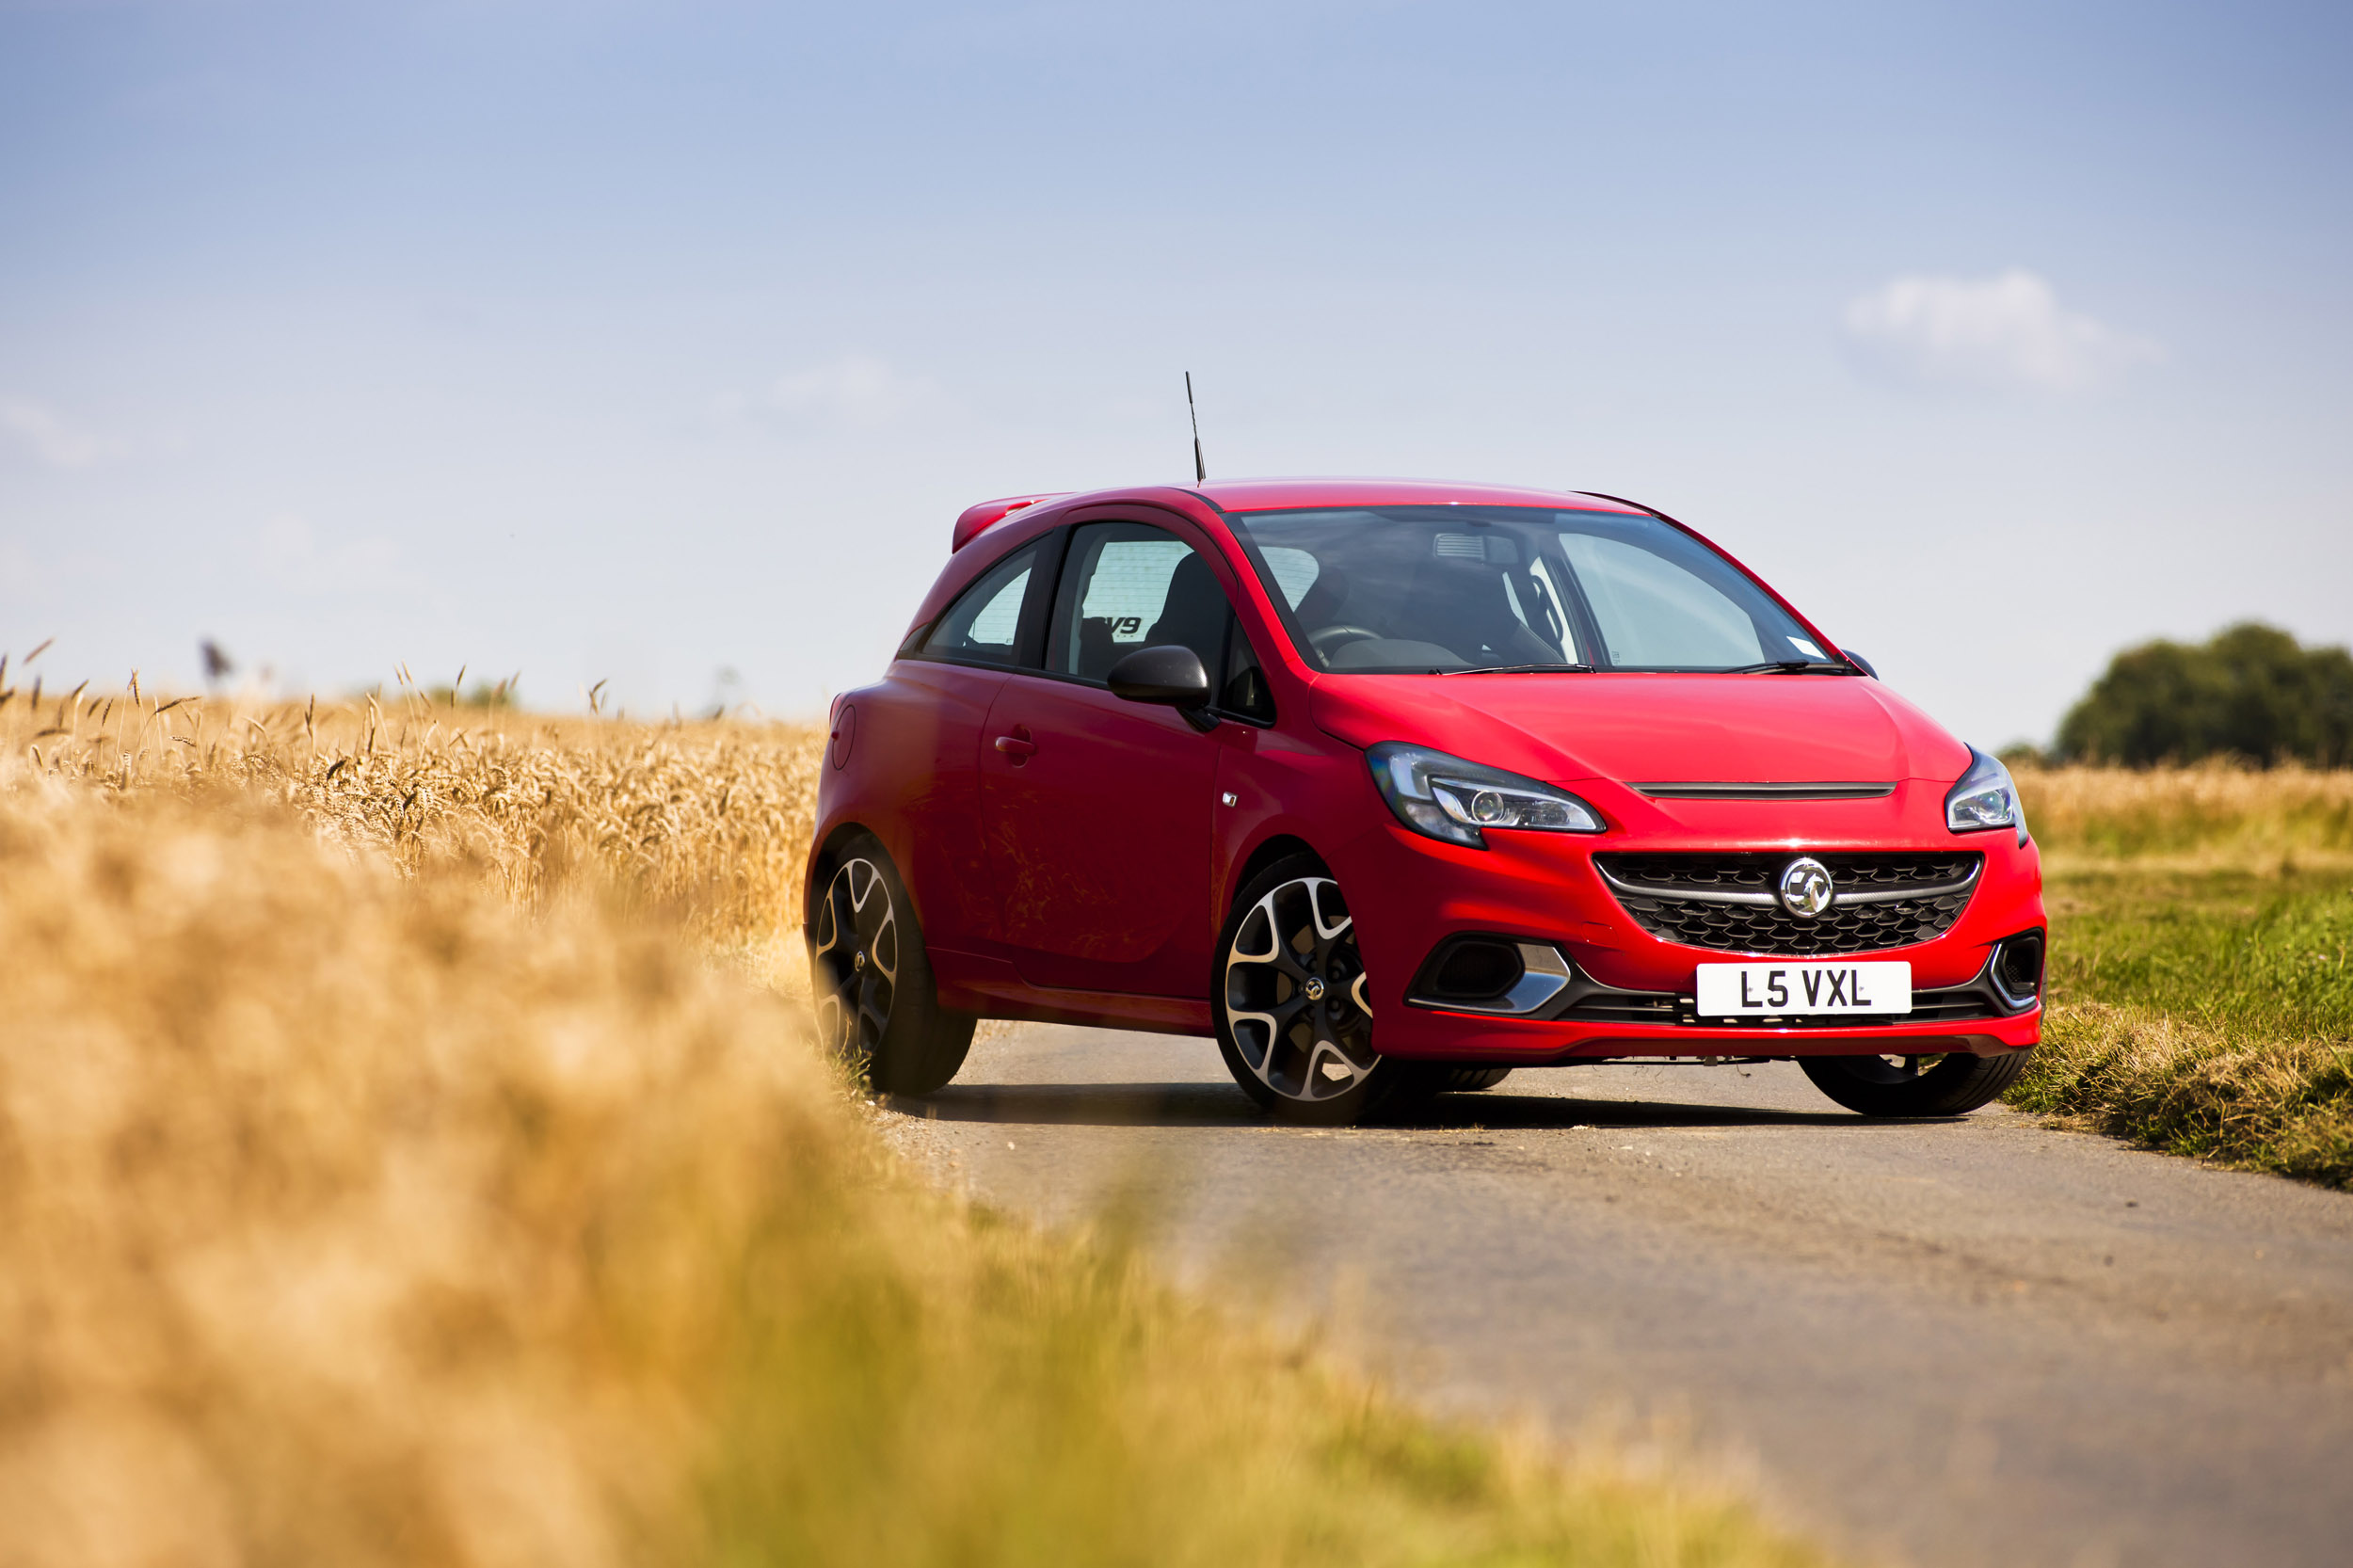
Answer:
[3, 0, 2348, 746]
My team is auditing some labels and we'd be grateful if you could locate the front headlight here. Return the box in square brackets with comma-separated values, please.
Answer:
[1945, 746, 2027, 845]
[1367, 742, 1606, 849]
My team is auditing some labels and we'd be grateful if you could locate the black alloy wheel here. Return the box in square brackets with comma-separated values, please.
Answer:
[1213, 854, 1406, 1125]
[809, 835, 974, 1096]
[1798, 1048, 2033, 1117]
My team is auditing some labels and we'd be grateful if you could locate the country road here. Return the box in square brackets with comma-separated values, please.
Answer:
[881, 1024, 2353, 1568]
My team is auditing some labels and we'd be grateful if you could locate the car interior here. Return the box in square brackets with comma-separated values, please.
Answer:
[1239, 508, 1797, 673]
[1064, 534, 1230, 684]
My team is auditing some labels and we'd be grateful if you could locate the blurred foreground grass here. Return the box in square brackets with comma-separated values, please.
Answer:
[2014, 766, 2353, 1186]
[0, 675, 1827, 1567]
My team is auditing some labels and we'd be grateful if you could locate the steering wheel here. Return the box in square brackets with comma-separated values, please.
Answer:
[1307, 625, 1381, 656]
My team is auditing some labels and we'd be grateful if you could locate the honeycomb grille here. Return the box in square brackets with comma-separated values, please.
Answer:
[1593, 852, 1982, 956]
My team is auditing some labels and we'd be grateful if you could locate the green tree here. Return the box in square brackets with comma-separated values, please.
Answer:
[2057, 622, 2353, 766]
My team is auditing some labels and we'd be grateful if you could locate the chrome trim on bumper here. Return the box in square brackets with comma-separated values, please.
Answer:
[1407, 942, 1574, 1016]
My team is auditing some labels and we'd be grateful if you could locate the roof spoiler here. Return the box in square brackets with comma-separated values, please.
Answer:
[952, 493, 1068, 552]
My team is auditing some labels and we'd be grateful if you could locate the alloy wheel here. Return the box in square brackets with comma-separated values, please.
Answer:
[1223, 876, 1377, 1103]
[812, 856, 898, 1061]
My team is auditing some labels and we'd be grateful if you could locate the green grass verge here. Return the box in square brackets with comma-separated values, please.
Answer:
[2009, 869, 2353, 1187]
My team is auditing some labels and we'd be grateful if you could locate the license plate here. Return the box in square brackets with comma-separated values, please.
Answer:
[1694, 960, 1912, 1016]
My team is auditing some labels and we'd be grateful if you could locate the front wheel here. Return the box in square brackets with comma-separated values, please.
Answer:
[1213, 855, 1410, 1126]
[1402, 1064, 1514, 1095]
[1799, 1048, 2032, 1117]
[809, 835, 974, 1096]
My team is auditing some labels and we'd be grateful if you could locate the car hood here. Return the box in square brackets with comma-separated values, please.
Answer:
[1308, 672, 1975, 787]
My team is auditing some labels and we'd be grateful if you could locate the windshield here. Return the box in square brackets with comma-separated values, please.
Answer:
[1226, 504, 1833, 674]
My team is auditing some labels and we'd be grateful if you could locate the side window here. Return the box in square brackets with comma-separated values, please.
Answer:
[920, 542, 1040, 666]
[1222, 617, 1276, 723]
[1051, 522, 1229, 685]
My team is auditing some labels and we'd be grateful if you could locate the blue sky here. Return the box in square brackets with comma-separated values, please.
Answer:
[3, 0, 2348, 744]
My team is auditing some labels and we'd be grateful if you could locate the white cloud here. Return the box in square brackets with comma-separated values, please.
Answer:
[0, 397, 120, 467]
[767, 353, 940, 426]
[1843, 270, 2161, 392]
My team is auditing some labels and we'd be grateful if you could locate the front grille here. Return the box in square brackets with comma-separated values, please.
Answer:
[1593, 851, 1982, 956]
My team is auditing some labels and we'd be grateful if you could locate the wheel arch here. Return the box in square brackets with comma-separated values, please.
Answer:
[806, 815, 963, 977]
[806, 820, 886, 937]
[1225, 833, 1326, 914]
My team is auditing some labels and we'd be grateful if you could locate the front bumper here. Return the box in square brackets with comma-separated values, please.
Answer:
[1386, 947, 2042, 1062]
[1378, 1005, 2041, 1064]
[1329, 790, 2047, 1064]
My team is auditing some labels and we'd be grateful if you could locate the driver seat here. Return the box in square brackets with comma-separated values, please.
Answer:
[1144, 553, 1231, 674]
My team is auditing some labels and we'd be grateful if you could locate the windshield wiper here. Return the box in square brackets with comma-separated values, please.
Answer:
[1436, 661, 1595, 676]
[1723, 659, 1853, 674]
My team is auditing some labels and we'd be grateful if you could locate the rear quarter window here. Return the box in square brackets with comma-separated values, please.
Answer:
[919, 543, 1040, 666]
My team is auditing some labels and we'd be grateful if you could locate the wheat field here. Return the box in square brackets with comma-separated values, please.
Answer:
[2015, 760, 2353, 870]
[0, 664, 1830, 1568]
[3, 670, 828, 981]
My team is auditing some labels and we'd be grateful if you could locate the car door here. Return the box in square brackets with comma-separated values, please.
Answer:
[888, 534, 1056, 955]
[979, 516, 1234, 996]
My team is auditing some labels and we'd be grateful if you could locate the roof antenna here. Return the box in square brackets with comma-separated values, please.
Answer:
[1185, 371, 1207, 483]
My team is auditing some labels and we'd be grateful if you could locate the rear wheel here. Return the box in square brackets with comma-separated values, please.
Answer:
[1213, 855, 1407, 1126]
[1799, 1048, 2031, 1117]
[809, 835, 974, 1096]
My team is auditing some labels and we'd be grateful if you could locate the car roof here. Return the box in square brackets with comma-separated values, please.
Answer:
[1190, 477, 1650, 515]
[950, 477, 1657, 554]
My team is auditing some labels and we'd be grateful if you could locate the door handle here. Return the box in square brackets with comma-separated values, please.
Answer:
[994, 734, 1036, 762]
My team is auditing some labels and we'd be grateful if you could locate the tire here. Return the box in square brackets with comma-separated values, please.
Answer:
[1799, 1048, 2033, 1118]
[808, 834, 975, 1096]
[1415, 1065, 1515, 1094]
[1383, 1063, 1515, 1112]
[1212, 853, 1410, 1126]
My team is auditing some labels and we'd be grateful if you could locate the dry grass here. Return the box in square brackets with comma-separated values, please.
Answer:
[2015, 761, 2353, 872]
[2017, 1003, 2353, 1187]
[0, 668, 1830, 1568]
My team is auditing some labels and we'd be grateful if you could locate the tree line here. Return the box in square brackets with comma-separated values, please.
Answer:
[2053, 622, 2353, 767]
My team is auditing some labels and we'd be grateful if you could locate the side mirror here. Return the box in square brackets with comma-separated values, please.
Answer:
[1842, 649, 1880, 680]
[1106, 645, 1218, 731]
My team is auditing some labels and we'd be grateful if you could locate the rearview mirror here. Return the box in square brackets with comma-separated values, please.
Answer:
[1106, 646, 1217, 730]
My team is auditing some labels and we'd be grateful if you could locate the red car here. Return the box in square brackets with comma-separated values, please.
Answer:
[808, 478, 2043, 1124]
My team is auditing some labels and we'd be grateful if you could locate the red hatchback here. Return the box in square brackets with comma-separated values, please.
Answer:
[808, 478, 2043, 1124]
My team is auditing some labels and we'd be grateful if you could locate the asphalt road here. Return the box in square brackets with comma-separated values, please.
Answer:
[880, 1024, 2353, 1568]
